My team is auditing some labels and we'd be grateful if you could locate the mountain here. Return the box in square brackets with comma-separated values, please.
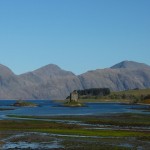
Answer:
[0, 64, 29, 99]
[19, 64, 83, 100]
[111, 60, 150, 70]
[0, 61, 150, 99]
[79, 61, 150, 91]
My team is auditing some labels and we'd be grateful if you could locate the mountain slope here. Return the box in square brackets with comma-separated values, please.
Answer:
[79, 61, 150, 91]
[79, 68, 150, 91]
[0, 64, 30, 99]
[19, 64, 83, 99]
[111, 61, 150, 70]
[0, 61, 150, 99]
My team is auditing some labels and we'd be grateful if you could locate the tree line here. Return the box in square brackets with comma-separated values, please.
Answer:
[78, 88, 110, 97]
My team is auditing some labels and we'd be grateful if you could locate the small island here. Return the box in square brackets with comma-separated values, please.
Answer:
[0, 108, 15, 111]
[64, 90, 85, 107]
[12, 100, 37, 107]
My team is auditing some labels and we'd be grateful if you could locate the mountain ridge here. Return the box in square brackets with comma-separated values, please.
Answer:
[110, 61, 150, 70]
[0, 60, 150, 100]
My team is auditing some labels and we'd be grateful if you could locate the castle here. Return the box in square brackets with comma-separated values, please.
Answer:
[70, 90, 78, 102]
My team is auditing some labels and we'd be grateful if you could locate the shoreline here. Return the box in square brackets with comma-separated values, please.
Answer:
[0, 112, 150, 150]
[0, 99, 149, 105]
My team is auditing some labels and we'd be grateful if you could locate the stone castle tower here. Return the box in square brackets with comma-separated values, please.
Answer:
[70, 90, 78, 102]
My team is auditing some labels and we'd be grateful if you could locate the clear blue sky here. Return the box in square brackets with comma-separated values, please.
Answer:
[0, 0, 150, 75]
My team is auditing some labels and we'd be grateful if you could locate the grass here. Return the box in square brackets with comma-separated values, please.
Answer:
[112, 88, 150, 96]
[84, 113, 150, 127]
[61, 138, 132, 150]
[2, 113, 150, 137]
[1, 113, 150, 150]
[12, 100, 37, 107]
[63, 101, 85, 107]
[9, 133, 55, 143]
[75, 88, 150, 105]
[7, 113, 150, 127]
[0, 120, 82, 130]
[141, 99, 150, 104]
[78, 99, 129, 103]
[0, 120, 149, 138]
[54, 89, 150, 106]
[36, 128, 150, 137]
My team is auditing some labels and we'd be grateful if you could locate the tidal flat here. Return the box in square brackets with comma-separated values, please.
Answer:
[0, 113, 150, 150]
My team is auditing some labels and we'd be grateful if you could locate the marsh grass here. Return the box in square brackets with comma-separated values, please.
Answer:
[35, 128, 149, 137]
[0, 108, 15, 111]
[84, 114, 150, 127]
[0, 120, 149, 138]
[9, 133, 55, 143]
[61, 138, 131, 150]
[8, 113, 150, 127]
[1, 113, 150, 150]
[0, 120, 82, 131]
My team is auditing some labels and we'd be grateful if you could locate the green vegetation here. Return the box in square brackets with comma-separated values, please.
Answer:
[78, 88, 150, 104]
[0, 118, 149, 137]
[61, 137, 132, 150]
[0, 108, 15, 111]
[63, 101, 85, 107]
[1, 113, 150, 149]
[84, 113, 150, 127]
[78, 88, 110, 97]
[109, 89, 150, 104]
[0, 120, 82, 132]
[8, 113, 150, 127]
[12, 100, 37, 107]
[36, 128, 149, 137]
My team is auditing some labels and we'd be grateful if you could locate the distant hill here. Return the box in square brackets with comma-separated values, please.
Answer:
[19, 64, 83, 99]
[0, 60, 150, 99]
[111, 60, 150, 70]
[79, 61, 150, 91]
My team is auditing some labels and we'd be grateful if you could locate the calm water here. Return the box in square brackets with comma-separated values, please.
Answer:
[0, 100, 149, 119]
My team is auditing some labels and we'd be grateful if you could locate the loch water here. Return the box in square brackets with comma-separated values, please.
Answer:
[0, 100, 150, 119]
